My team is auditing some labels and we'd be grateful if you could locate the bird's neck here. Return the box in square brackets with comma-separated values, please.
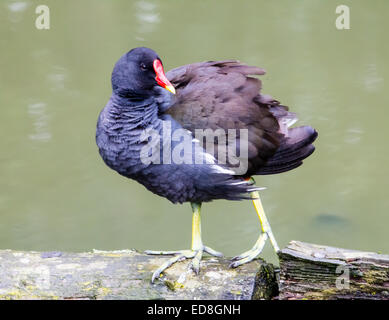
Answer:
[109, 93, 160, 130]
[110, 85, 173, 123]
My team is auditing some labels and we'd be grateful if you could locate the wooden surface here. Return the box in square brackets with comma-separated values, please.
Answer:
[0, 249, 275, 300]
[278, 241, 389, 300]
[0, 241, 388, 300]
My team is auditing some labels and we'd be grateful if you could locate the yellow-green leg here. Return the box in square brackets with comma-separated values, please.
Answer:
[230, 178, 279, 268]
[145, 202, 223, 283]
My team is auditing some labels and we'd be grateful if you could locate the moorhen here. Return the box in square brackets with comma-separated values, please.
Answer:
[96, 47, 317, 282]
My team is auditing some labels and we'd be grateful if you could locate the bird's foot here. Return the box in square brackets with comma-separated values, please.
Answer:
[229, 233, 268, 268]
[145, 245, 223, 283]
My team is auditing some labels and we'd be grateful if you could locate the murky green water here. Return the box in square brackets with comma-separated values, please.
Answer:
[1, 0, 388, 264]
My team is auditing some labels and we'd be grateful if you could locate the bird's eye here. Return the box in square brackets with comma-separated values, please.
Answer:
[140, 63, 147, 71]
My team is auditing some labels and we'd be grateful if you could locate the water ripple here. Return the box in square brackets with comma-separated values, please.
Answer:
[27, 102, 51, 142]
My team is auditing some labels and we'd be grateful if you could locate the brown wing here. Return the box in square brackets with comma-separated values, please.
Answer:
[165, 60, 316, 177]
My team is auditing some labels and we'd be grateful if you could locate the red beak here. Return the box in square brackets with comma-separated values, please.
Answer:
[153, 59, 176, 94]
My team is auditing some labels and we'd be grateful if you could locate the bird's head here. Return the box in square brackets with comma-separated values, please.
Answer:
[111, 47, 176, 97]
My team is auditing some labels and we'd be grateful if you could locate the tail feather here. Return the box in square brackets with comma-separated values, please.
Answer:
[256, 126, 317, 175]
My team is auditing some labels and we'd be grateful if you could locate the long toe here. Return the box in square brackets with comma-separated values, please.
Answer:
[230, 251, 260, 268]
[145, 249, 189, 255]
[151, 253, 187, 283]
[147, 245, 223, 282]
[229, 233, 267, 268]
[191, 250, 203, 274]
[204, 246, 224, 257]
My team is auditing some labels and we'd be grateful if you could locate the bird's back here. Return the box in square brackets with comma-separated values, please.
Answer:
[165, 60, 317, 177]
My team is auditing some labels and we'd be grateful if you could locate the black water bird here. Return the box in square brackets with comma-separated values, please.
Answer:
[96, 47, 317, 282]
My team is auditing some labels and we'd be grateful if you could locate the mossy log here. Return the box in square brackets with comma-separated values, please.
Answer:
[0, 249, 276, 300]
[278, 241, 389, 300]
[0, 241, 387, 300]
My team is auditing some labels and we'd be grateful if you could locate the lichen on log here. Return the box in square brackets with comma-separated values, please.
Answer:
[1, 241, 388, 300]
[0, 249, 273, 300]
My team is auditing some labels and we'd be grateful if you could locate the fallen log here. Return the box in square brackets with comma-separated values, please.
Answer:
[0, 248, 276, 300]
[0, 241, 387, 300]
[278, 241, 389, 300]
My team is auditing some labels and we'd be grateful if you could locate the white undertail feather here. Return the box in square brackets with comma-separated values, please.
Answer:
[247, 186, 266, 192]
[286, 117, 298, 128]
[229, 179, 266, 192]
[279, 116, 298, 135]
[211, 164, 236, 175]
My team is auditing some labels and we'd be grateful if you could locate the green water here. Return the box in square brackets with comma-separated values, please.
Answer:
[1, 0, 388, 264]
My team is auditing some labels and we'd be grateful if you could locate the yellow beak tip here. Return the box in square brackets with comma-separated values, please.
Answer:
[165, 85, 176, 95]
